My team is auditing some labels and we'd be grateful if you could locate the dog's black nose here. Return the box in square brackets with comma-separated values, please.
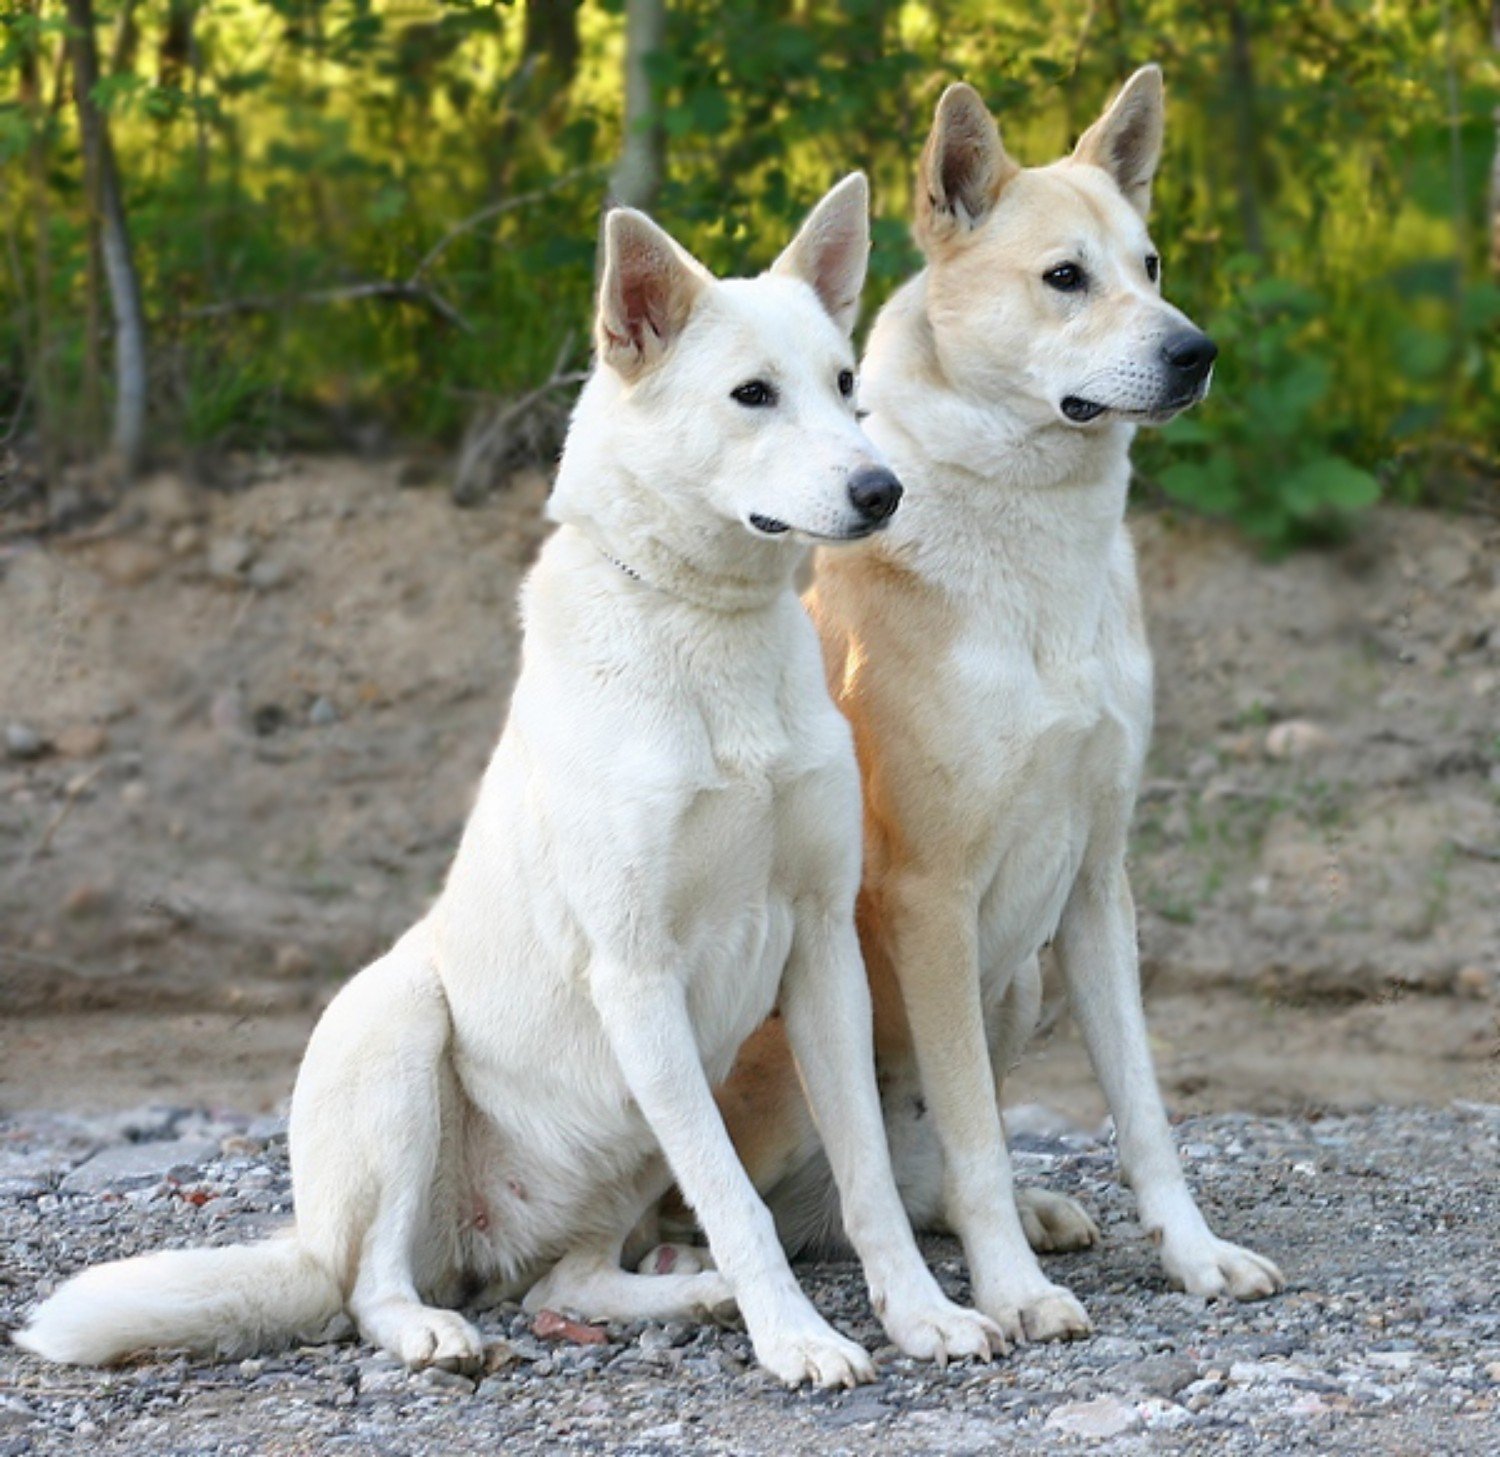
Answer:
[1161, 330, 1218, 382]
[848, 466, 903, 525]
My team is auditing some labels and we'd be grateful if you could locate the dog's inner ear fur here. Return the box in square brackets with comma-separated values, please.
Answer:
[597, 210, 707, 380]
[1072, 65, 1165, 218]
[916, 84, 1017, 250]
[771, 172, 870, 338]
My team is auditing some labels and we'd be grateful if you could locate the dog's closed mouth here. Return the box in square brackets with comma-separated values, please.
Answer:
[1060, 396, 1108, 423]
[748, 514, 792, 536]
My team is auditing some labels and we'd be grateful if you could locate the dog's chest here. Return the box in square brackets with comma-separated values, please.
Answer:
[959, 634, 1148, 964]
[666, 688, 850, 1074]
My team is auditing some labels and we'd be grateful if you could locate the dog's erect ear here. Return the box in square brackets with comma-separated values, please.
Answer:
[597, 209, 708, 380]
[1073, 65, 1165, 218]
[915, 84, 1018, 253]
[771, 172, 869, 337]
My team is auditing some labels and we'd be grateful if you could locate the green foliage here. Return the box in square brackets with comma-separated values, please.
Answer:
[1148, 273, 1384, 547]
[0, 0, 1495, 542]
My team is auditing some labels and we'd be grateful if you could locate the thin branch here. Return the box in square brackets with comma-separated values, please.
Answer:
[179, 166, 604, 336]
[183, 278, 472, 333]
[0, 944, 96, 980]
[28, 761, 106, 862]
[1, 369, 33, 447]
[411, 162, 605, 281]
[454, 333, 586, 501]
[473, 332, 585, 445]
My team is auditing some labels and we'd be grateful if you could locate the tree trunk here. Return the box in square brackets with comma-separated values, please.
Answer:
[1490, 0, 1499, 278]
[66, 0, 148, 477]
[18, 1, 59, 477]
[1226, 1, 1267, 259]
[158, 0, 192, 89]
[610, 0, 666, 212]
[109, 0, 140, 77]
[523, 0, 581, 88]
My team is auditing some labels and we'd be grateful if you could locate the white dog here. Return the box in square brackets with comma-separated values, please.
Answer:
[16, 176, 999, 1388]
[711, 70, 1285, 1340]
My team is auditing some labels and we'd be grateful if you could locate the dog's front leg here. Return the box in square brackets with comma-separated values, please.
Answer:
[887, 874, 1092, 1343]
[589, 963, 874, 1388]
[781, 907, 1005, 1362]
[1054, 867, 1284, 1300]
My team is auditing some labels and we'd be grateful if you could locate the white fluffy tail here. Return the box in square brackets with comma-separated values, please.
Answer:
[13, 1237, 343, 1366]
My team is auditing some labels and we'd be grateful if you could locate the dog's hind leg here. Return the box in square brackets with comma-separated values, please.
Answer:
[524, 1240, 736, 1325]
[292, 928, 483, 1373]
[990, 956, 1100, 1255]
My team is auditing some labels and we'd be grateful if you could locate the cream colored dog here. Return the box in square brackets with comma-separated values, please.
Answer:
[711, 69, 1284, 1340]
[16, 176, 1001, 1388]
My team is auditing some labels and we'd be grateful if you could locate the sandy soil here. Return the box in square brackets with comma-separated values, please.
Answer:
[2, 456, 1497, 1116]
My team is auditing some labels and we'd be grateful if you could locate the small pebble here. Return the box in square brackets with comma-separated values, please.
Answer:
[5, 723, 46, 760]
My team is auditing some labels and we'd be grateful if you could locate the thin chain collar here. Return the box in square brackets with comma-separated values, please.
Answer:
[581, 529, 787, 614]
[593, 542, 648, 587]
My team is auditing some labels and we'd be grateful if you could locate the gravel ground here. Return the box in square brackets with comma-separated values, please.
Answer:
[1, 1103, 1496, 1455]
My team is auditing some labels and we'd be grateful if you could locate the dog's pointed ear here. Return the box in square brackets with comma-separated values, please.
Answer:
[596, 208, 709, 381]
[771, 172, 870, 337]
[1073, 65, 1165, 218]
[915, 83, 1018, 253]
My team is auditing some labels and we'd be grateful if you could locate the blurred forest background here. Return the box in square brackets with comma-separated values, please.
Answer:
[1, 0, 1497, 545]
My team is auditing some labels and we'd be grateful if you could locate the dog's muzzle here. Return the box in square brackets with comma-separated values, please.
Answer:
[847, 466, 903, 528]
[1161, 329, 1218, 389]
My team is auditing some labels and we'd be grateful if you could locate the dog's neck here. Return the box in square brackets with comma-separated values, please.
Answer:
[549, 383, 797, 615]
[857, 272, 1136, 646]
[565, 512, 798, 615]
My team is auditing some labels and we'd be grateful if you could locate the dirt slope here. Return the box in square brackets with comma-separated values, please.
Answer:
[1, 458, 1496, 1114]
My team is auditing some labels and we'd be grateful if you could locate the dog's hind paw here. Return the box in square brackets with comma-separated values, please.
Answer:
[1016, 1187, 1100, 1253]
[388, 1307, 485, 1374]
[636, 1243, 716, 1277]
[1164, 1237, 1284, 1301]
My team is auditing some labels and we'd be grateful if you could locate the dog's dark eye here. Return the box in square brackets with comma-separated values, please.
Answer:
[1043, 263, 1086, 293]
[1145, 254, 1160, 283]
[731, 379, 777, 408]
[837, 369, 855, 398]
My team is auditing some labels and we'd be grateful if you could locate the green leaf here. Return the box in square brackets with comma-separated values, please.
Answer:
[1162, 416, 1214, 445]
[1281, 457, 1380, 517]
[1158, 457, 1240, 515]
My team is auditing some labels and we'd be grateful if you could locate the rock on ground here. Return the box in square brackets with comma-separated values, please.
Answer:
[1, 1104, 1497, 1455]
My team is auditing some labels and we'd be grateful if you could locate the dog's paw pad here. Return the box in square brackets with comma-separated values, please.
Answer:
[637, 1243, 716, 1277]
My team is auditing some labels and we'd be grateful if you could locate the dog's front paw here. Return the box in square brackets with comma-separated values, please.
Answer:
[752, 1315, 875, 1389]
[981, 1282, 1093, 1344]
[881, 1297, 1008, 1365]
[390, 1308, 485, 1373]
[1016, 1187, 1100, 1253]
[1163, 1236, 1283, 1301]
